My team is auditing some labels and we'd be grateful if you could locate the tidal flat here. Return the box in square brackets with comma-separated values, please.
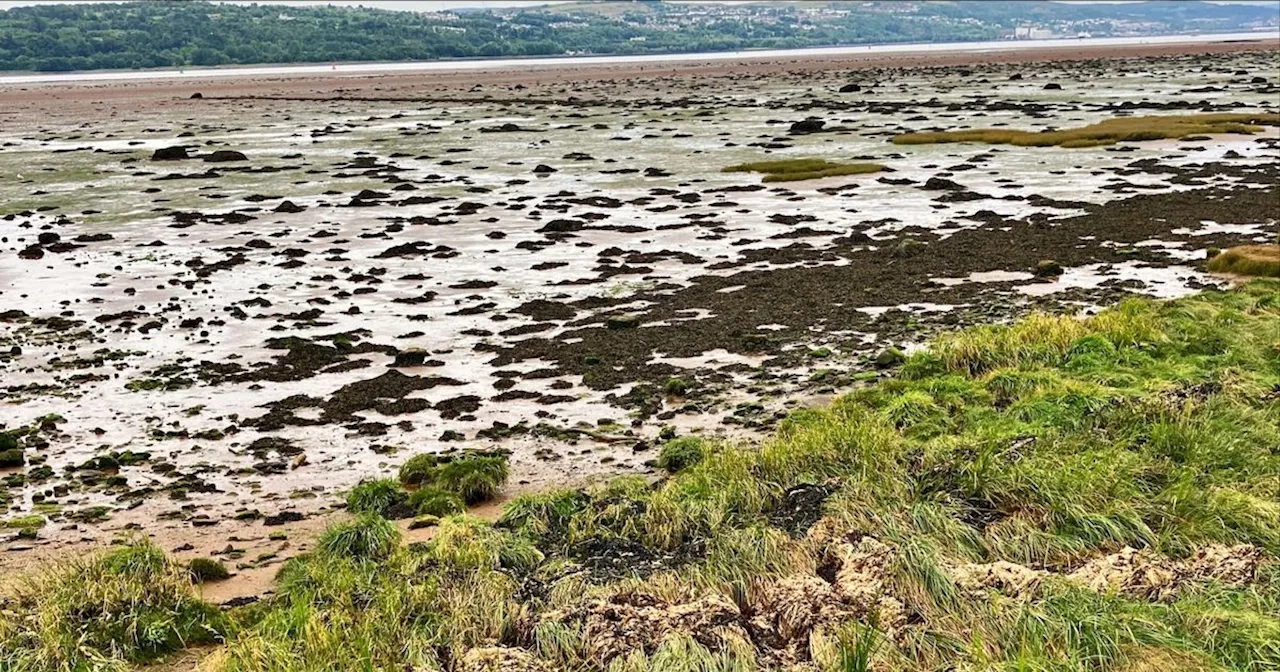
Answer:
[1, 45, 1277, 574]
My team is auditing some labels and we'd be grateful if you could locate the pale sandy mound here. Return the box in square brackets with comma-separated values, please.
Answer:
[952, 560, 1046, 597]
[457, 647, 552, 672]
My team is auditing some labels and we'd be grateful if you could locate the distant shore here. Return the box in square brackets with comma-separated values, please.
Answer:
[1, 30, 1277, 85]
[1, 32, 1276, 121]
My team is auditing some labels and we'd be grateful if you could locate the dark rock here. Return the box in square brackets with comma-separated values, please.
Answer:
[606, 315, 641, 330]
[923, 177, 965, 191]
[788, 118, 826, 135]
[392, 348, 430, 367]
[151, 146, 190, 161]
[0, 449, 24, 468]
[1034, 259, 1063, 278]
[263, 510, 304, 526]
[874, 347, 906, 368]
[18, 245, 44, 260]
[204, 150, 248, 163]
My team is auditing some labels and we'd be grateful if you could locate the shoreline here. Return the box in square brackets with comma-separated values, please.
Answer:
[0, 37, 1276, 111]
[1, 29, 1275, 85]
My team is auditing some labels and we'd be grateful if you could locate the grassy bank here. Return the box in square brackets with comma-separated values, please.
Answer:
[1208, 245, 1280, 278]
[4, 281, 1279, 671]
[892, 113, 1280, 148]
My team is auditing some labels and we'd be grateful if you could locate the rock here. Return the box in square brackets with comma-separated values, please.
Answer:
[18, 245, 44, 260]
[1008, 73, 1024, 81]
[1043, 82, 1062, 90]
[532, 164, 557, 174]
[480, 123, 525, 133]
[788, 118, 826, 135]
[874, 347, 906, 368]
[408, 516, 439, 530]
[536, 219, 585, 233]
[151, 146, 190, 161]
[606, 315, 640, 330]
[190, 92, 203, 99]
[392, 348, 430, 367]
[1034, 259, 1063, 278]
[263, 510, 304, 526]
[354, 189, 389, 200]
[204, 150, 248, 163]
[37, 232, 60, 245]
[273, 200, 304, 213]
[922, 176, 964, 191]
[0, 448, 24, 468]
[838, 83, 861, 93]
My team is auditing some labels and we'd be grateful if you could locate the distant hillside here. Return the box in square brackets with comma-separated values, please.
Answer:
[0, 0, 1275, 73]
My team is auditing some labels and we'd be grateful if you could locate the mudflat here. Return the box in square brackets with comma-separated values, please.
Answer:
[1, 36, 1277, 580]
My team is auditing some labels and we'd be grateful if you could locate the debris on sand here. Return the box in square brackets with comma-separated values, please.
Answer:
[951, 560, 1046, 597]
[544, 592, 743, 666]
[458, 647, 552, 672]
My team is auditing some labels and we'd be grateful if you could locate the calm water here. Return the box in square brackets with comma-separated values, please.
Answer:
[1, 30, 1276, 85]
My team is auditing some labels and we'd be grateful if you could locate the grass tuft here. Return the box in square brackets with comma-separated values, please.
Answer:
[398, 451, 509, 504]
[316, 513, 401, 561]
[187, 557, 230, 583]
[346, 478, 409, 516]
[656, 436, 706, 473]
[0, 540, 225, 668]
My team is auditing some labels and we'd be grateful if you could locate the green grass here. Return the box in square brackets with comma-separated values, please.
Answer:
[345, 477, 409, 516]
[892, 112, 1280, 148]
[409, 486, 466, 516]
[0, 541, 226, 670]
[8, 281, 1280, 671]
[1207, 245, 1280, 278]
[723, 158, 886, 182]
[316, 513, 400, 561]
[655, 436, 706, 473]
[398, 451, 510, 505]
[187, 557, 230, 583]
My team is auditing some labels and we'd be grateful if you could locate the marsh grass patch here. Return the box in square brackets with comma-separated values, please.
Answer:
[1207, 244, 1280, 278]
[723, 158, 886, 182]
[892, 113, 1280, 148]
